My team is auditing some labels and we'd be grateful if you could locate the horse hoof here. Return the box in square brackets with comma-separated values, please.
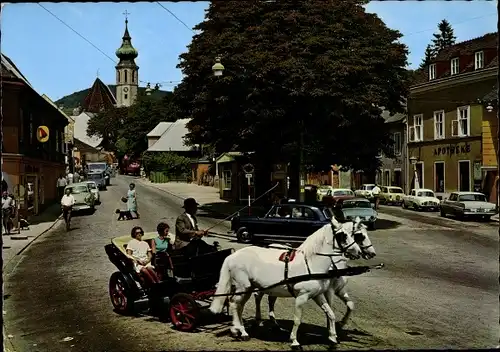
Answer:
[241, 335, 250, 341]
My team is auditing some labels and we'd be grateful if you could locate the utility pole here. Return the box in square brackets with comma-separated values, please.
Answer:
[298, 123, 305, 202]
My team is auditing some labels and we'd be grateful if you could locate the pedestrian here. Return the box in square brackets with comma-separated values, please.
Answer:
[73, 170, 80, 184]
[67, 171, 74, 185]
[60, 188, 75, 230]
[127, 183, 139, 219]
[57, 174, 67, 199]
[372, 183, 381, 210]
[2, 191, 14, 235]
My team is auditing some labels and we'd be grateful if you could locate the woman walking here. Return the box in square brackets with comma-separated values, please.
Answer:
[127, 183, 139, 219]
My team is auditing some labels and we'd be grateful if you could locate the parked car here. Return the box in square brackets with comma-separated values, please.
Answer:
[402, 189, 440, 211]
[231, 202, 333, 244]
[321, 188, 355, 207]
[64, 182, 96, 213]
[86, 181, 100, 204]
[126, 162, 141, 176]
[379, 186, 405, 205]
[440, 191, 497, 220]
[354, 184, 376, 200]
[333, 197, 377, 230]
[87, 171, 107, 190]
[317, 185, 334, 200]
[88, 162, 111, 186]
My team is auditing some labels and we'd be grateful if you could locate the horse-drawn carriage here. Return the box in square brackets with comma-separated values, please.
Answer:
[104, 232, 234, 332]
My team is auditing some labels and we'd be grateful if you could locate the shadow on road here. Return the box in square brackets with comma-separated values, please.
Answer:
[374, 219, 400, 230]
[27, 204, 61, 225]
[234, 319, 376, 347]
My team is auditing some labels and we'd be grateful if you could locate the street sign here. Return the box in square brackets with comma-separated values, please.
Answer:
[37, 126, 49, 143]
[245, 173, 252, 179]
[13, 184, 25, 199]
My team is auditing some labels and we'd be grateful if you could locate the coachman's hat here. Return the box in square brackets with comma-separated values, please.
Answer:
[182, 198, 199, 208]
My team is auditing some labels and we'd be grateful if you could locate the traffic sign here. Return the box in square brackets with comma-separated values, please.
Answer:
[242, 163, 254, 174]
[37, 126, 49, 143]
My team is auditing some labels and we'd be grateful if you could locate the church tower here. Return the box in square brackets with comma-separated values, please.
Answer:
[115, 15, 139, 107]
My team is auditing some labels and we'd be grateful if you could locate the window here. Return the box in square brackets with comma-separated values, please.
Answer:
[409, 114, 423, 142]
[433, 110, 445, 139]
[450, 57, 459, 75]
[393, 132, 401, 155]
[19, 108, 24, 143]
[452, 106, 470, 137]
[124, 94, 128, 100]
[124, 70, 128, 83]
[55, 130, 59, 152]
[428, 63, 436, 80]
[384, 170, 390, 186]
[474, 51, 484, 70]
[393, 169, 402, 188]
[61, 131, 66, 153]
[222, 170, 232, 190]
[448, 193, 458, 201]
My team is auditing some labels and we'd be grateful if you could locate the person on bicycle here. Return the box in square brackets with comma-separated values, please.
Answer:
[61, 188, 75, 227]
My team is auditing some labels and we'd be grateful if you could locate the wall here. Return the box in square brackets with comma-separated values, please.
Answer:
[380, 122, 407, 189]
[408, 138, 481, 193]
[482, 106, 498, 167]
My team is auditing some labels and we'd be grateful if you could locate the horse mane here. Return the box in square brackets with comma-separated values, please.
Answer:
[298, 224, 333, 260]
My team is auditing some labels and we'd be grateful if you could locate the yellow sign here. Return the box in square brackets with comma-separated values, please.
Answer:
[37, 126, 49, 143]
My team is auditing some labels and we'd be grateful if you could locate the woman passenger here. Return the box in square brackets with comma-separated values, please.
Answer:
[152, 222, 171, 254]
[126, 226, 159, 285]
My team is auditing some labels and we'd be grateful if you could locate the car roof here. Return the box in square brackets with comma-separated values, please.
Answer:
[343, 197, 369, 202]
[415, 188, 434, 192]
[66, 182, 89, 187]
[331, 188, 353, 191]
[455, 191, 484, 195]
[277, 202, 323, 209]
[387, 186, 403, 189]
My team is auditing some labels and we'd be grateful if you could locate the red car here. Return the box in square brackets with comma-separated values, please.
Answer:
[321, 188, 356, 207]
[125, 162, 140, 176]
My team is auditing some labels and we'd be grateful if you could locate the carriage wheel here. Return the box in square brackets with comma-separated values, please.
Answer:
[109, 272, 135, 315]
[169, 293, 200, 332]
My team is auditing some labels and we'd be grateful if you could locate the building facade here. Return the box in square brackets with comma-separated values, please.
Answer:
[2, 54, 68, 215]
[408, 32, 497, 199]
[115, 18, 139, 107]
[379, 111, 407, 191]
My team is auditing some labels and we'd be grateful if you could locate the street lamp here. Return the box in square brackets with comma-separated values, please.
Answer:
[486, 102, 494, 113]
[409, 155, 419, 189]
[212, 56, 225, 77]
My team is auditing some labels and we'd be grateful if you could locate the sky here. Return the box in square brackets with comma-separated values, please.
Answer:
[1, 1, 497, 102]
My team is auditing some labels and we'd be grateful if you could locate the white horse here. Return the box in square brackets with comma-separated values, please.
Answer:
[210, 219, 362, 348]
[254, 217, 376, 335]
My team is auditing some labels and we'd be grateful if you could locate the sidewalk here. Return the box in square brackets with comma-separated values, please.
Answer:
[2, 203, 62, 272]
[137, 179, 268, 218]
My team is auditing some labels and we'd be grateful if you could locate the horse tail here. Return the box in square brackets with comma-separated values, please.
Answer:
[209, 256, 232, 314]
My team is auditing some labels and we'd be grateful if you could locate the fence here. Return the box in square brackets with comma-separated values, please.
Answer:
[149, 171, 190, 184]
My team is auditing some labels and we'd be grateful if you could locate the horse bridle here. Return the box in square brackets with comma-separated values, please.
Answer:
[352, 224, 373, 252]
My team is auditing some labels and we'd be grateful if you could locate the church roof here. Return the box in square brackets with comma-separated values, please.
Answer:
[82, 77, 117, 113]
[116, 19, 138, 61]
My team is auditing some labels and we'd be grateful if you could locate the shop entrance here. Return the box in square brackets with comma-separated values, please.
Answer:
[394, 169, 402, 188]
[458, 160, 471, 192]
[434, 162, 445, 193]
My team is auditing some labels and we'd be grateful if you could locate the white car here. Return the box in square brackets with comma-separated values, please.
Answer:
[86, 181, 100, 204]
[355, 184, 376, 200]
[440, 191, 497, 220]
[402, 188, 440, 211]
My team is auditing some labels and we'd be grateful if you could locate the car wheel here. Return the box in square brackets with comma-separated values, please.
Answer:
[368, 222, 375, 230]
[440, 209, 446, 217]
[483, 216, 491, 222]
[236, 228, 253, 244]
[413, 203, 420, 211]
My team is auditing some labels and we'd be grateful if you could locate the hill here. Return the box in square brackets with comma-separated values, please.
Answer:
[55, 85, 172, 114]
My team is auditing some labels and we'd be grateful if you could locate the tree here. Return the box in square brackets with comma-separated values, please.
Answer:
[419, 44, 435, 69]
[174, 0, 410, 175]
[87, 92, 178, 158]
[142, 152, 192, 175]
[431, 19, 456, 56]
[87, 107, 128, 152]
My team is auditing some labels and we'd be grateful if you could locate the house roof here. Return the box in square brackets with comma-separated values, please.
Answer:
[147, 118, 193, 152]
[72, 111, 102, 149]
[73, 138, 100, 152]
[146, 122, 173, 137]
[42, 94, 74, 123]
[1, 53, 32, 87]
[82, 78, 117, 113]
[433, 32, 497, 62]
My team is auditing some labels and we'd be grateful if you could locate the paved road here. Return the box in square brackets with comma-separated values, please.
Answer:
[4, 176, 498, 351]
